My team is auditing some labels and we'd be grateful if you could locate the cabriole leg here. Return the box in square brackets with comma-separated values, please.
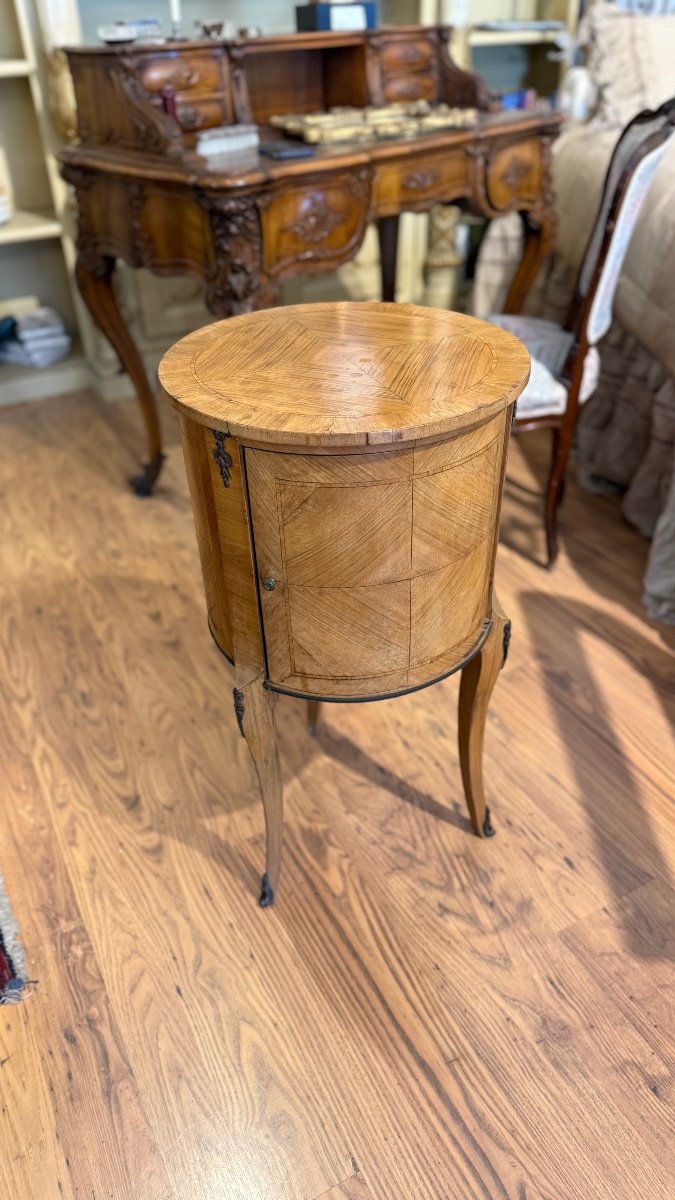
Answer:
[75, 253, 164, 494]
[233, 677, 283, 906]
[457, 597, 511, 838]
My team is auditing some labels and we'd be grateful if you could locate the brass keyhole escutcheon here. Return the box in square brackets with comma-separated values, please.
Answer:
[262, 577, 276, 591]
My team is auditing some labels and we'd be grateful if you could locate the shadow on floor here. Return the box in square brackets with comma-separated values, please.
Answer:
[519, 588, 674, 961]
[310, 722, 471, 834]
[501, 429, 675, 652]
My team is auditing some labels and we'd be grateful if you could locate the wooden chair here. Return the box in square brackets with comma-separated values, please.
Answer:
[488, 98, 675, 567]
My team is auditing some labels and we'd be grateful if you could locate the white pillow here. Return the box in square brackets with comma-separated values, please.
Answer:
[581, 3, 675, 129]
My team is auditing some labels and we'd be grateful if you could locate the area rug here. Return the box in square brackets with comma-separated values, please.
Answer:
[0, 871, 25, 1004]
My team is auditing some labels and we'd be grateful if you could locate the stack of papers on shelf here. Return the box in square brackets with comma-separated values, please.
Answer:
[0, 306, 71, 368]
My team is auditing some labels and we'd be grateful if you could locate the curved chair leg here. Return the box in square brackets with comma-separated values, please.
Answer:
[544, 428, 567, 568]
[307, 699, 321, 736]
[458, 598, 511, 838]
[544, 375, 583, 568]
[234, 677, 283, 906]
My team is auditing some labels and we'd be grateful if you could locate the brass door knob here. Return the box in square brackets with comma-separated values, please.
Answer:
[262, 577, 276, 591]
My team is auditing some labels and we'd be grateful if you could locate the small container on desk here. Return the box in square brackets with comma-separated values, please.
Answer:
[296, 3, 378, 32]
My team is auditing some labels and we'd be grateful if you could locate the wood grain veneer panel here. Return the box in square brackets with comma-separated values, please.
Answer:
[246, 410, 506, 696]
[179, 415, 233, 660]
[288, 580, 411, 680]
[410, 546, 490, 671]
[159, 302, 530, 447]
[412, 435, 501, 574]
[280, 480, 412, 587]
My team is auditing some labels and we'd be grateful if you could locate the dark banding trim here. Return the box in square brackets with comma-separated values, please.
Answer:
[207, 614, 234, 665]
[262, 620, 492, 704]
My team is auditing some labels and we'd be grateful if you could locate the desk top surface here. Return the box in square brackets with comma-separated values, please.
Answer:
[62, 110, 562, 188]
[159, 302, 530, 448]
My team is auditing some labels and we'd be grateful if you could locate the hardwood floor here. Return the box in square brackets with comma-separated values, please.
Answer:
[0, 390, 673, 1200]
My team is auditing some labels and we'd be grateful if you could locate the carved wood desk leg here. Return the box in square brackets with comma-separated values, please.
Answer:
[74, 253, 165, 495]
[377, 214, 400, 303]
[234, 676, 283, 906]
[306, 699, 321, 736]
[458, 596, 511, 838]
[502, 208, 554, 316]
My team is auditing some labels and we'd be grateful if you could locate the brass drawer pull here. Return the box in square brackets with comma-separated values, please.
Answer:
[177, 104, 206, 129]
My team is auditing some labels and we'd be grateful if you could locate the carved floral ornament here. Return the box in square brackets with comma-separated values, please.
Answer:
[499, 156, 531, 190]
[403, 168, 440, 192]
[284, 193, 348, 243]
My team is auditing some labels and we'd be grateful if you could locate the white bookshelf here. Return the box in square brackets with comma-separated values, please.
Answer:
[0, 57, 32, 76]
[468, 28, 564, 47]
[0, 0, 89, 403]
[0, 207, 61, 244]
[433, 1, 579, 95]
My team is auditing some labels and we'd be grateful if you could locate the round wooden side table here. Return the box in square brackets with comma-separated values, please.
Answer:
[159, 301, 530, 906]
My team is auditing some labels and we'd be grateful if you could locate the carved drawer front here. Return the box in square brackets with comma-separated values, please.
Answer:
[483, 139, 544, 212]
[138, 51, 224, 98]
[373, 152, 470, 214]
[379, 38, 436, 75]
[174, 98, 227, 132]
[246, 414, 505, 699]
[260, 176, 371, 278]
[382, 72, 437, 104]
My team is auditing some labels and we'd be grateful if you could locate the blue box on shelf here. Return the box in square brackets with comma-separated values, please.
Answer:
[295, 4, 378, 33]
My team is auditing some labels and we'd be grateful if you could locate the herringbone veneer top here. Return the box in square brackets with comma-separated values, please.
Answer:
[159, 301, 530, 447]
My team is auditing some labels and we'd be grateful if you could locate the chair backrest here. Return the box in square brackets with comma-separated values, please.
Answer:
[570, 98, 675, 347]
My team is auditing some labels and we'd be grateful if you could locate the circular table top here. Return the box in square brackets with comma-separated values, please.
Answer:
[159, 301, 530, 447]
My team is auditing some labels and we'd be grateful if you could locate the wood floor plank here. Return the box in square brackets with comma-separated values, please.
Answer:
[0, 391, 673, 1199]
[314, 1173, 373, 1200]
[0, 703, 172, 1198]
[279, 796, 674, 1200]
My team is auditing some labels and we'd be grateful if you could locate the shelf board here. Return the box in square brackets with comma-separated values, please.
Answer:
[469, 29, 562, 48]
[0, 58, 33, 78]
[0, 209, 62, 246]
[0, 346, 90, 406]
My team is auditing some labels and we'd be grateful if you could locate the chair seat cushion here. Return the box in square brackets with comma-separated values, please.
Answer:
[487, 314, 600, 419]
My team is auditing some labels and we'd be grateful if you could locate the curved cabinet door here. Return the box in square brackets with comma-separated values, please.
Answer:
[245, 411, 508, 699]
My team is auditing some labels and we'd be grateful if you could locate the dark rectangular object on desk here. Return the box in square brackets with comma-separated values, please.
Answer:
[296, 4, 378, 32]
[259, 141, 316, 160]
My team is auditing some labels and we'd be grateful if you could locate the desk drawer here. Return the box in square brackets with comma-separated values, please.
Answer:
[174, 98, 226, 132]
[382, 73, 437, 104]
[373, 152, 470, 213]
[380, 39, 436, 75]
[482, 138, 544, 211]
[260, 175, 370, 278]
[138, 51, 224, 98]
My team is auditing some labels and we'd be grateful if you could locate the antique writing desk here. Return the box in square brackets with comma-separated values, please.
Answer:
[61, 26, 560, 493]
